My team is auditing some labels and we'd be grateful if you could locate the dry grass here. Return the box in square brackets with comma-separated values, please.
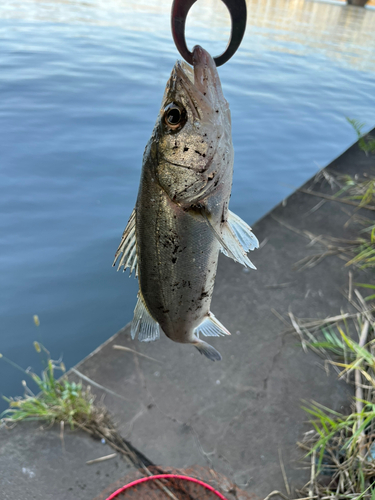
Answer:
[268, 159, 375, 499]
[276, 168, 375, 271]
[280, 289, 375, 499]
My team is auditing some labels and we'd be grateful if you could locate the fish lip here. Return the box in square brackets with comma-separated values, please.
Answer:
[173, 45, 223, 106]
[172, 45, 213, 78]
[192, 45, 211, 68]
[192, 45, 224, 104]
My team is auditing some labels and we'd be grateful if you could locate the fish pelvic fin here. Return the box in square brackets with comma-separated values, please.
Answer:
[131, 292, 161, 342]
[113, 208, 138, 277]
[196, 312, 231, 337]
[201, 208, 258, 270]
[194, 340, 222, 361]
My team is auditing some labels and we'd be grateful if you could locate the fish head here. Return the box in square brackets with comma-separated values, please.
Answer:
[153, 45, 233, 208]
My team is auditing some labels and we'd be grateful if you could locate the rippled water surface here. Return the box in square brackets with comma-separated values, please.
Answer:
[1, 0, 375, 407]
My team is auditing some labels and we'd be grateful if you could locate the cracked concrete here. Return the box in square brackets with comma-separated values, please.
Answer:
[0, 422, 135, 500]
[1, 135, 374, 499]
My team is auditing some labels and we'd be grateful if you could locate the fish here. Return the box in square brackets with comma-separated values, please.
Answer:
[113, 45, 258, 361]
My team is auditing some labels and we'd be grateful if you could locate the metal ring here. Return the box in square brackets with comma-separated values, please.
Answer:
[171, 0, 247, 67]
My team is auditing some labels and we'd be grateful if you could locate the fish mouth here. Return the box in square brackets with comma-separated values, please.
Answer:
[192, 45, 217, 85]
[193, 45, 225, 103]
[173, 45, 225, 106]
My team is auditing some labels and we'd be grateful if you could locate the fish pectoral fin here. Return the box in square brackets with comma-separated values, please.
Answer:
[112, 208, 138, 277]
[201, 209, 257, 270]
[227, 210, 259, 252]
[219, 211, 258, 269]
[194, 340, 222, 361]
[196, 312, 231, 337]
[131, 293, 160, 342]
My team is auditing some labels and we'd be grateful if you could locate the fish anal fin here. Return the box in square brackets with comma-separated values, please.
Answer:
[196, 312, 231, 337]
[113, 208, 138, 277]
[131, 293, 160, 342]
[194, 340, 222, 361]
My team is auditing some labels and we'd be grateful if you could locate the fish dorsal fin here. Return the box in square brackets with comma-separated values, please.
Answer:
[196, 312, 231, 337]
[201, 209, 257, 270]
[131, 293, 161, 342]
[113, 208, 138, 277]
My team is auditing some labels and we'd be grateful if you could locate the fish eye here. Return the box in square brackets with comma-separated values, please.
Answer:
[164, 102, 186, 131]
[167, 108, 181, 125]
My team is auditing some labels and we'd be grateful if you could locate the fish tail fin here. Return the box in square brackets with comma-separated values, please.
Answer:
[194, 340, 222, 361]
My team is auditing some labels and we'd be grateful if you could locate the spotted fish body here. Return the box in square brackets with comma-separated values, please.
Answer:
[114, 46, 259, 361]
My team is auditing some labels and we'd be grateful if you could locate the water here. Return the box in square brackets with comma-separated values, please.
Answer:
[1, 0, 374, 410]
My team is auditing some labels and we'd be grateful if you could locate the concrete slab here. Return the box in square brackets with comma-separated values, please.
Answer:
[1, 134, 374, 499]
[0, 421, 135, 500]
[69, 136, 374, 497]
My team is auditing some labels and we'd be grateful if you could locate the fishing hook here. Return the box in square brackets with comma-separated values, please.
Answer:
[171, 0, 247, 67]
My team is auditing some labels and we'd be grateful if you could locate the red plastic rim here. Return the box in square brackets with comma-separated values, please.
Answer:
[105, 473, 229, 500]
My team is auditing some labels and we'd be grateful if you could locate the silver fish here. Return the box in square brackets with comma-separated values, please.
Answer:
[114, 46, 258, 361]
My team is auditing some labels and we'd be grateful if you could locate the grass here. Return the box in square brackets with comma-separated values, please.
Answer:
[0, 339, 126, 450]
[0, 341, 110, 437]
[345, 228, 375, 270]
[290, 169, 375, 271]
[347, 118, 375, 156]
[271, 148, 375, 498]
[355, 283, 375, 303]
[337, 174, 375, 211]
[338, 122, 375, 268]
[292, 228, 375, 272]
[320, 172, 375, 269]
[285, 290, 375, 498]
[301, 400, 375, 490]
[1, 315, 105, 433]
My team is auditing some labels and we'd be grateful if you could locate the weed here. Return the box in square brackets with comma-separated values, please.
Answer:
[356, 283, 375, 302]
[346, 233, 375, 269]
[347, 118, 375, 156]
[339, 173, 375, 210]
[293, 170, 375, 270]
[0, 340, 136, 463]
[1, 342, 97, 429]
[286, 291, 375, 498]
